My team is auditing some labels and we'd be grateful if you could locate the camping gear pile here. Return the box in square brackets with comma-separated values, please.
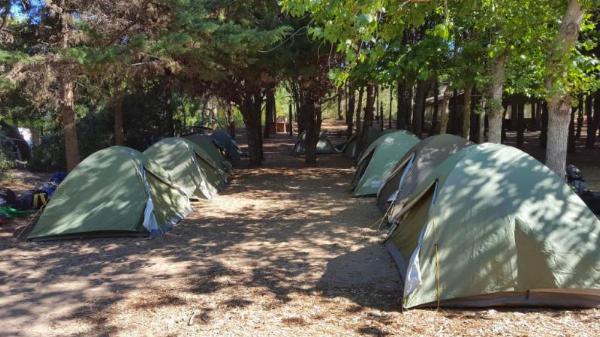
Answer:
[566, 164, 600, 215]
[26, 131, 233, 240]
[350, 131, 600, 309]
[0, 172, 67, 225]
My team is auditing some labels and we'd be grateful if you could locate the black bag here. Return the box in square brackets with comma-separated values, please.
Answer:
[0, 188, 16, 207]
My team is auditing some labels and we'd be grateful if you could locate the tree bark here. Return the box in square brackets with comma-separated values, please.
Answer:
[462, 85, 473, 140]
[114, 92, 125, 145]
[544, 0, 584, 176]
[413, 80, 427, 137]
[546, 97, 572, 176]
[61, 81, 80, 171]
[337, 88, 343, 120]
[488, 54, 506, 144]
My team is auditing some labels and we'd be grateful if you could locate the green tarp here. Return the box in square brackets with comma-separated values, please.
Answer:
[28, 146, 191, 239]
[144, 138, 223, 200]
[385, 143, 600, 308]
[351, 130, 420, 197]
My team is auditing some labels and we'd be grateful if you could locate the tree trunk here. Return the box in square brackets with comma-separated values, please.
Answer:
[516, 98, 525, 148]
[544, 0, 583, 176]
[61, 81, 80, 171]
[576, 96, 584, 140]
[396, 80, 412, 130]
[337, 88, 343, 120]
[288, 102, 293, 136]
[568, 105, 577, 153]
[540, 102, 549, 148]
[586, 92, 600, 148]
[413, 80, 427, 137]
[439, 85, 451, 134]
[462, 85, 473, 140]
[488, 55, 506, 144]
[300, 92, 321, 165]
[240, 90, 263, 166]
[358, 84, 375, 152]
[356, 86, 364, 135]
[264, 86, 275, 139]
[346, 86, 355, 137]
[365, 84, 375, 128]
[546, 97, 572, 176]
[431, 81, 439, 134]
[388, 85, 393, 129]
[114, 92, 125, 145]
[479, 97, 487, 143]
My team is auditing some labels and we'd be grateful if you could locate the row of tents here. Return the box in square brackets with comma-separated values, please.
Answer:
[347, 129, 600, 309]
[27, 131, 240, 240]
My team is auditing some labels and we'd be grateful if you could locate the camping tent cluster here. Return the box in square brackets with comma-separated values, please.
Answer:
[351, 131, 600, 309]
[27, 132, 234, 240]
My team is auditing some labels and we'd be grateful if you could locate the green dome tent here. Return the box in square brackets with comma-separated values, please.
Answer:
[211, 129, 243, 162]
[292, 131, 337, 155]
[186, 134, 233, 174]
[376, 134, 471, 213]
[339, 128, 395, 159]
[28, 147, 191, 240]
[144, 138, 223, 200]
[385, 143, 600, 308]
[351, 130, 420, 197]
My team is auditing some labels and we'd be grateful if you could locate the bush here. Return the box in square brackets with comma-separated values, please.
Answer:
[0, 151, 14, 181]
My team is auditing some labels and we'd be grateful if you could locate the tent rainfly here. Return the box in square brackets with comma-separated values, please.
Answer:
[351, 130, 420, 197]
[144, 138, 223, 200]
[376, 134, 471, 213]
[292, 131, 337, 155]
[28, 146, 191, 240]
[385, 143, 600, 308]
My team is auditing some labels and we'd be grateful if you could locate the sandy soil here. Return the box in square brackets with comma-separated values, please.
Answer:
[0, 122, 599, 337]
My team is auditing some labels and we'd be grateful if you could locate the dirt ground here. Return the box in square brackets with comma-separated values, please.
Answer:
[1, 121, 599, 336]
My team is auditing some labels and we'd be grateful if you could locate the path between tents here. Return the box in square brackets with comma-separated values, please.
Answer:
[0, 133, 598, 337]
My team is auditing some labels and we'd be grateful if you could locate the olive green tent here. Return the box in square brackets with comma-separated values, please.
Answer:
[28, 147, 191, 240]
[292, 131, 337, 155]
[211, 129, 243, 162]
[351, 130, 420, 197]
[376, 134, 471, 213]
[144, 138, 223, 200]
[385, 143, 600, 308]
[185, 134, 233, 175]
